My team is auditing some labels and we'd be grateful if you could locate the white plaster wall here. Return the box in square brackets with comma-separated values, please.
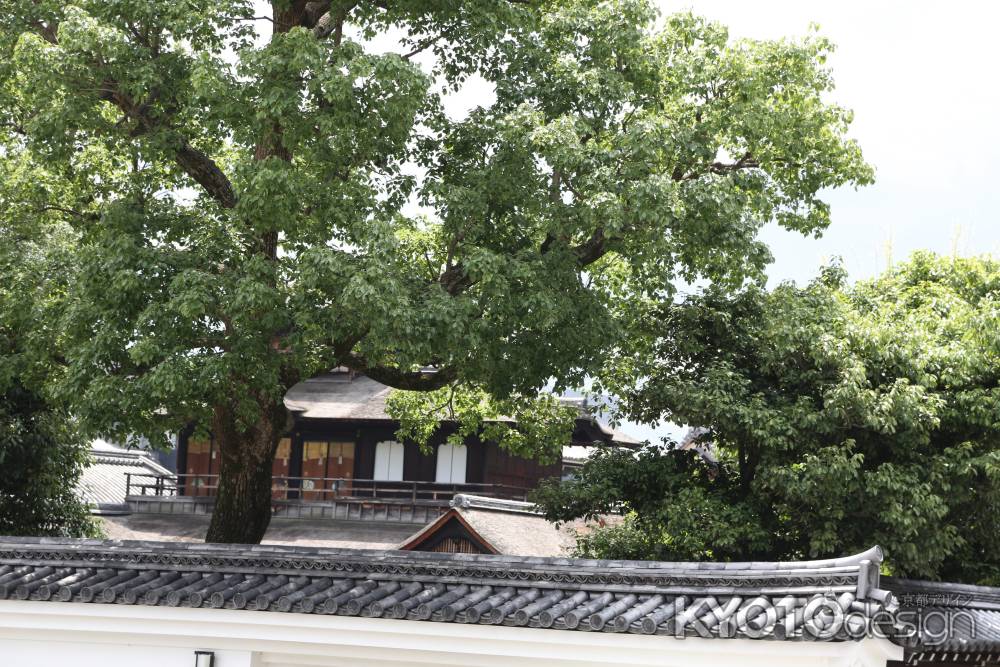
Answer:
[0, 600, 902, 667]
[0, 637, 254, 667]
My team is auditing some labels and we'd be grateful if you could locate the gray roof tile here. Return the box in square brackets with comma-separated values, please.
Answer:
[0, 537, 899, 642]
[884, 577, 1000, 662]
[78, 446, 174, 513]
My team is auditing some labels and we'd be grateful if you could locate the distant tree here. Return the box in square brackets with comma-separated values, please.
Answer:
[0, 380, 99, 538]
[0, 224, 99, 538]
[536, 254, 1000, 584]
[1, 0, 871, 542]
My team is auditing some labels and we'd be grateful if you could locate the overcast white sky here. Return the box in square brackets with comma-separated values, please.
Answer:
[255, 0, 1000, 288]
[623, 1, 1000, 440]
[674, 0, 1000, 286]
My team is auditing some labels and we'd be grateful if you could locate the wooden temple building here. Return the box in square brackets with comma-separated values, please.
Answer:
[173, 370, 639, 505]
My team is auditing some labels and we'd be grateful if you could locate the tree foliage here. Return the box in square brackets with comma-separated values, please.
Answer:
[1, 0, 870, 542]
[0, 380, 100, 538]
[536, 253, 1000, 584]
[0, 221, 100, 538]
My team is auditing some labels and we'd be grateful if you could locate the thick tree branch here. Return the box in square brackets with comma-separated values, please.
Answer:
[680, 153, 760, 181]
[303, 1, 332, 27]
[572, 227, 609, 266]
[95, 80, 237, 208]
[540, 227, 613, 266]
[248, 0, 309, 259]
[273, 0, 309, 32]
[309, 1, 356, 42]
[31, 20, 58, 44]
[23, 19, 237, 209]
[439, 263, 473, 295]
[707, 155, 760, 175]
[175, 141, 238, 208]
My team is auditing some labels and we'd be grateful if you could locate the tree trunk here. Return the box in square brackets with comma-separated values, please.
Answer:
[205, 399, 285, 544]
[203, 0, 313, 544]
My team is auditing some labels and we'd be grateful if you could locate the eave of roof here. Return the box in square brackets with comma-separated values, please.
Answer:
[89, 446, 174, 476]
[283, 372, 640, 445]
[0, 537, 893, 641]
[284, 373, 393, 421]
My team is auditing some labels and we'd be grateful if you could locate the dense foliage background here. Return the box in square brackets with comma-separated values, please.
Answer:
[0, 381, 99, 538]
[536, 253, 1000, 584]
[0, 224, 99, 538]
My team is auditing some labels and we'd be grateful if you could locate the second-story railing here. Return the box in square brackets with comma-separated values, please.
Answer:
[125, 472, 531, 504]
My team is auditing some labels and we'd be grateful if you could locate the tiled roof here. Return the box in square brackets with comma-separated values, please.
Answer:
[283, 371, 640, 445]
[398, 495, 577, 556]
[284, 372, 394, 421]
[0, 537, 896, 641]
[77, 446, 175, 514]
[884, 577, 1000, 663]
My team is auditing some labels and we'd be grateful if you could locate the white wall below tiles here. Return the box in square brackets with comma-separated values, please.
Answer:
[0, 637, 255, 667]
[0, 600, 902, 667]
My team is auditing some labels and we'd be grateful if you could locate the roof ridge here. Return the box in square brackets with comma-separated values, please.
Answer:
[0, 536, 882, 570]
[0, 537, 903, 642]
[450, 494, 541, 515]
[884, 576, 1000, 608]
[0, 537, 883, 598]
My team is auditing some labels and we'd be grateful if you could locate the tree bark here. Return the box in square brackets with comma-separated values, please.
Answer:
[204, 399, 286, 544]
[203, 0, 313, 544]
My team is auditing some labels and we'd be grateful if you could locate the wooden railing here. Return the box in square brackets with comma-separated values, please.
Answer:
[125, 473, 530, 503]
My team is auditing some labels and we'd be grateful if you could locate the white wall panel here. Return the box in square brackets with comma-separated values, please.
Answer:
[435, 443, 467, 484]
[373, 440, 405, 481]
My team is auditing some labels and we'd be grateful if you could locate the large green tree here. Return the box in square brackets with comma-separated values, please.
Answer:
[536, 253, 1000, 584]
[0, 0, 870, 543]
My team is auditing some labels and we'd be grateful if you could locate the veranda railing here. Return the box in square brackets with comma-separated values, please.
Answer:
[125, 472, 531, 503]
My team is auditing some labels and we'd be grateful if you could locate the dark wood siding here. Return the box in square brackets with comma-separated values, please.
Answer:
[178, 417, 563, 495]
[464, 434, 486, 484]
[294, 420, 381, 481]
[482, 445, 561, 491]
[354, 429, 377, 480]
[402, 440, 437, 481]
